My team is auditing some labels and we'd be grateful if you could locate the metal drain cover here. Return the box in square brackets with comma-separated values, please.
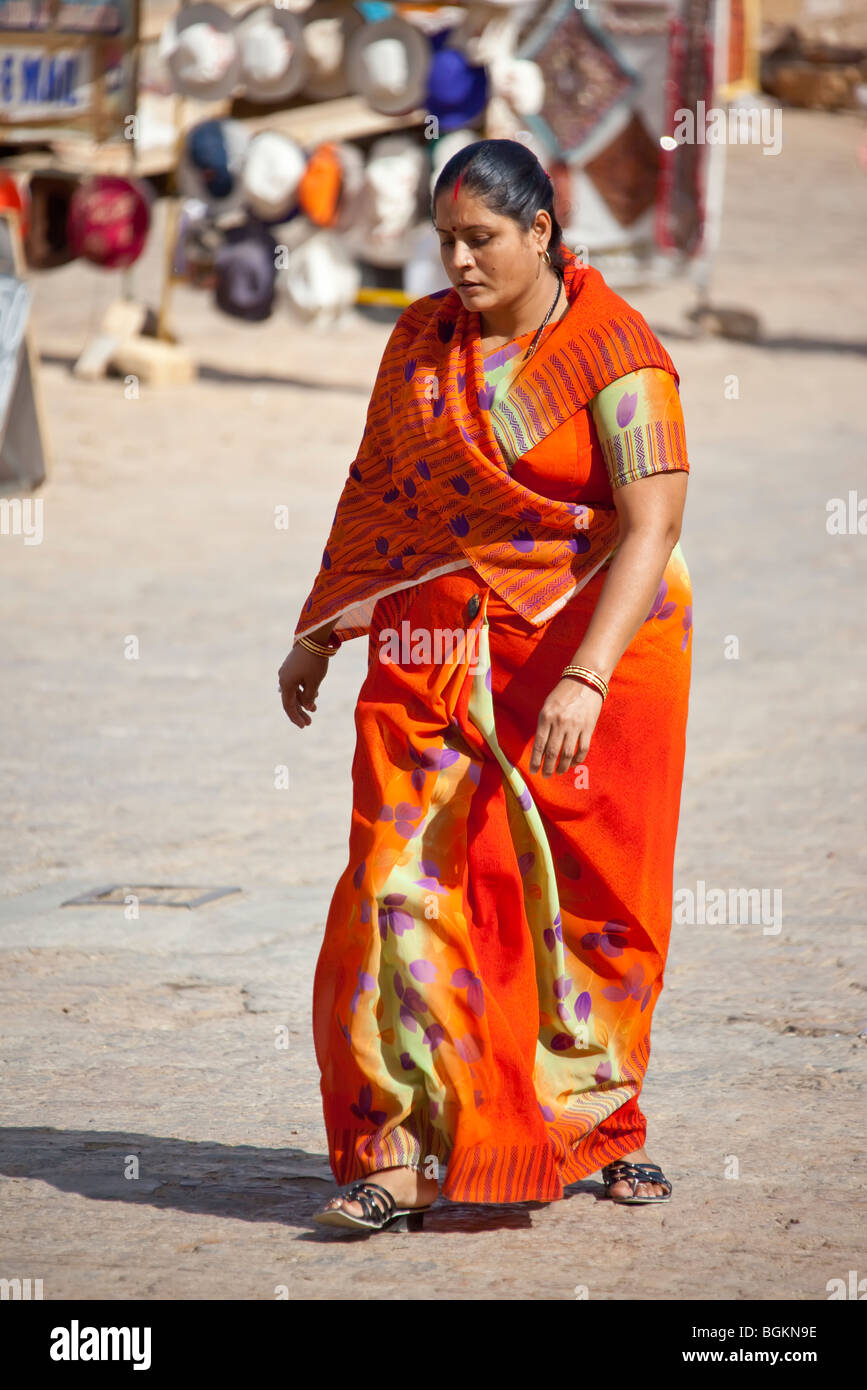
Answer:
[61, 884, 242, 909]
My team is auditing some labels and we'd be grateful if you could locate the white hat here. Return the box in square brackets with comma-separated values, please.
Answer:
[242, 131, 307, 223]
[160, 3, 242, 102]
[301, 2, 364, 101]
[489, 56, 545, 116]
[341, 133, 427, 268]
[283, 231, 361, 325]
[235, 4, 308, 102]
[346, 16, 431, 116]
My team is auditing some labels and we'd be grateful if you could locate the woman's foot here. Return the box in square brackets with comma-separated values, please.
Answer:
[604, 1146, 669, 1200]
[317, 1165, 439, 1222]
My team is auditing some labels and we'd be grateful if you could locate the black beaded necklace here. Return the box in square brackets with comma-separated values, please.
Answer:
[522, 268, 566, 363]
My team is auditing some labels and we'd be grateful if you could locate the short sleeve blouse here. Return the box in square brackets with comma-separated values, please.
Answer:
[589, 367, 690, 490]
[482, 328, 689, 502]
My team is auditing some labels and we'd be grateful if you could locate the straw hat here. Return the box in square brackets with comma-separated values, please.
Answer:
[235, 4, 308, 103]
[345, 15, 431, 116]
[160, 3, 242, 102]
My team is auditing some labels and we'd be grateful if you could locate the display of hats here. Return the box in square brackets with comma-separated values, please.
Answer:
[298, 141, 365, 231]
[0, 172, 30, 242]
[178, 119, 251, 211]
[67, 175, 152, 270]
[300, 1, 364, 101]
[241, 131, 307, 223]
[283, 231, 361, 325]
[23, 170, 80, 270]
[345, 15, 431, 117]
[214, 219, 278, 322]
[340, 132, 427, 269]
[235, 3, 308, 103]
[426, 32, 488, 133]
[160, 2, 242, 102]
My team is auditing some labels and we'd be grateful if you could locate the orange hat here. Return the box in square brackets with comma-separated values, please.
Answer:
[298, 142, 342, 227]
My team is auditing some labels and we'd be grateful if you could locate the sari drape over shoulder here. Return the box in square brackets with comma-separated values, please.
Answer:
[294, 245, 686, 643]
[296, 249, 693, 1204]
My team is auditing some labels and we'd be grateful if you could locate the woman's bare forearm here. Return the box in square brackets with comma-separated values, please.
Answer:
[567, 527, 679, 682]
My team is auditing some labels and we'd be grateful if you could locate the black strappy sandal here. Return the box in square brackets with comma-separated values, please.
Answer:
[601, 1160, 673, 1205]
[312, 1180, 433, 1233]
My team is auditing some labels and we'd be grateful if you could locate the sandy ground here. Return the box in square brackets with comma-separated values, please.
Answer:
[0, 108, 865, 1301]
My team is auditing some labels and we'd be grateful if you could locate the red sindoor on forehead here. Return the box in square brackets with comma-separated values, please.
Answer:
[453, 173, 463, 200]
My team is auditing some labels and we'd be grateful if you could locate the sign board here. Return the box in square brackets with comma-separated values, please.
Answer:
[1, 42, 96, 117]
[0, 0, 138, 142]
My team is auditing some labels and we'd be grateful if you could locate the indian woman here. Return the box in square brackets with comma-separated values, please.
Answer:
[278, 139, 692, 1233]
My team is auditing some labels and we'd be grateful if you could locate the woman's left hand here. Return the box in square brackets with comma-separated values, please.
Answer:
[530, 678, 604, 777]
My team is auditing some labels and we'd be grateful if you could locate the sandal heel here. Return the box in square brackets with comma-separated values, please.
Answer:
[385, 1208, 426, 1232]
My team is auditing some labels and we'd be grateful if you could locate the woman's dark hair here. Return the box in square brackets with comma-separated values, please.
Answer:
[430, 139, 566, 274]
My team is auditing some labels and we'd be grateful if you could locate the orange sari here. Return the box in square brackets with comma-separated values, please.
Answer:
[294, 246, 685, 644]
[301, 256, 692, 1202]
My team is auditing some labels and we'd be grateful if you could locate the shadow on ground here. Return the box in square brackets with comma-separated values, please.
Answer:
[0, 1127, 605, 1238]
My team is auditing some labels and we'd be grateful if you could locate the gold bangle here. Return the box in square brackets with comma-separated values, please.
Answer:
[561, 664, 609, 700]
[296, 632, 341, 659]
[563, 665, 608, 698]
